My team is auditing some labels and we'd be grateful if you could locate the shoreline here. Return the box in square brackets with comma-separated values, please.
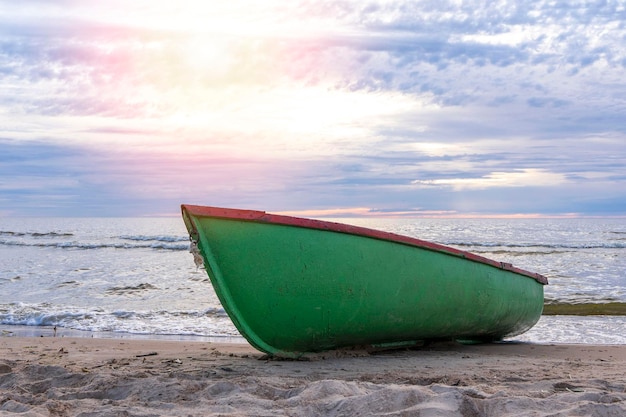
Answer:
[2, 336, 626, 415]
[0, 324, 247, 344]
[5, 320, 626, 346]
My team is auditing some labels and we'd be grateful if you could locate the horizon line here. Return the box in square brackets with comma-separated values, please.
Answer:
[5, 209, 622, 219]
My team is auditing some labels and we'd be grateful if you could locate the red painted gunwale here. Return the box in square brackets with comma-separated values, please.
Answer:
[181, 204, 548, 285]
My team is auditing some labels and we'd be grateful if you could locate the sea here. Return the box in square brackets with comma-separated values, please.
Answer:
[1, 216, 625, 344]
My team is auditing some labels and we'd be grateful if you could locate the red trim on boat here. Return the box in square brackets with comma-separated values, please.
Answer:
[181, 204, 549, 285]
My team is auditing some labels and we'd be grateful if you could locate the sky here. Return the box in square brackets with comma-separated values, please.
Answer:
[1, 0, 625, 217]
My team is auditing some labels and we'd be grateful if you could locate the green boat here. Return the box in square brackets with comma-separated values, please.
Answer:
[182, 204, 548, 358]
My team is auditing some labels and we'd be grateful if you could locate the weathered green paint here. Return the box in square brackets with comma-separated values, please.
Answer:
[182, 205, 546, 357]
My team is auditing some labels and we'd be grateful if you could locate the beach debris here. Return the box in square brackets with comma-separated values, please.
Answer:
[554, 382, 585, 392]
[190, 240, 204, 269]
[136, 352, 158, 358]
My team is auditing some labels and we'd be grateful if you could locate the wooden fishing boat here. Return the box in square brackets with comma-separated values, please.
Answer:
[182, 204, 547, 357]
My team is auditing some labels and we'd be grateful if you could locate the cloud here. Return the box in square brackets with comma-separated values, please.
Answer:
[412, 169, 567, 190]
[3, 0, 625, 123]
[1, 0, 625, 217]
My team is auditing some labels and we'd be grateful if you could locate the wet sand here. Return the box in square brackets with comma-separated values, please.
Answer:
[1, 335, 625, 416]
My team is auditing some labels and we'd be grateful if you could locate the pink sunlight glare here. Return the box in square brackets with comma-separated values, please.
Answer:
[48, 1, 429, 158]
[34, 1, 441, 216]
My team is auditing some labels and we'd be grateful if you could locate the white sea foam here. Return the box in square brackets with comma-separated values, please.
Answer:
[0, 303, 238, 337]
[511, 315, 626, 345]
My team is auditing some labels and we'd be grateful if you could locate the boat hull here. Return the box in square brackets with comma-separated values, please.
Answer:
[182, 205, 546, 357]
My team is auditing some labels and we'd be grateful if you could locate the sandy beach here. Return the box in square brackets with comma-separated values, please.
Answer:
[1, 334, 625, 416]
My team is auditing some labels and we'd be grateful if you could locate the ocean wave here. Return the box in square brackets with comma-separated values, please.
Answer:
[0, 306, 97, 327]
[119, 235, 189, 242]
[471, 249, 573, 256]
[0, 230, 74, 237]
[513, 315, 626, 345]
[106, 283, 160, 295]
[445, 241, 626, 250]
[0, 239, 189, 251]
[0, 304, 235, 337]
[55, 280, 82, 288]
